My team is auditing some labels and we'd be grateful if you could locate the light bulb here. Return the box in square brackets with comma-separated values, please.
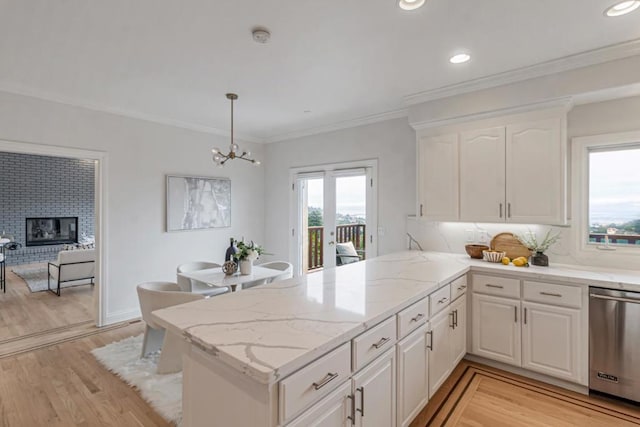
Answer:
[450, 53, 471, 64]
[211, 147, 220, 154]
[231, 143, 239, 152]
[253, 160, 261, 165]
[605, 1, 640, 16]
[398, 0, 426, 11]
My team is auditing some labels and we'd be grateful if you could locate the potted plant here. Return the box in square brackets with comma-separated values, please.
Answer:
[516, 229, 561, 266]
[234, 240, 265, 275]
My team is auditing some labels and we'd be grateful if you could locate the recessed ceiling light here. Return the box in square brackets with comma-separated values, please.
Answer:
[449, 53, 471, 64]
[398, 0, 426, 11]
[604, 1, 640, 16]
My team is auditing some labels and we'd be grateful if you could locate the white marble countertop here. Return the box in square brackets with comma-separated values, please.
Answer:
[151, 251, 640, 385]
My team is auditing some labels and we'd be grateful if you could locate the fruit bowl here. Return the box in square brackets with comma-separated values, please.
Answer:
[465, 244, 490, 259]
[483, 250, 506, 263]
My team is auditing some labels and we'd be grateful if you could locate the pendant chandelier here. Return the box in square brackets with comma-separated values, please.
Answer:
[211, 93, 260, 166]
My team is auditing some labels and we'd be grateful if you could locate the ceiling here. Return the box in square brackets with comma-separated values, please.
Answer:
[1, 0, 639, 142]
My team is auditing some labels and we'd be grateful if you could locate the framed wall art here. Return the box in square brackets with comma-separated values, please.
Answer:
[166, 175, 231, 231]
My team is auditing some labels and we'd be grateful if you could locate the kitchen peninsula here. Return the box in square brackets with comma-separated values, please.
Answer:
[152, 251, 640, 427]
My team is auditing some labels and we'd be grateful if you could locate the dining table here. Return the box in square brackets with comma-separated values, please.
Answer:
[177, 265, 284, 292]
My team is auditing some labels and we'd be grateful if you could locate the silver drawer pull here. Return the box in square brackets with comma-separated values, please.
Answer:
[540, 291, 562, 297]
[410, 313, 425, 323]
[438, 297, 448, 304]
[312, 372, 339, 390]
[372, 337, 391, 349]
[485, 284, 504, 289]
[457, 285, 467, 290]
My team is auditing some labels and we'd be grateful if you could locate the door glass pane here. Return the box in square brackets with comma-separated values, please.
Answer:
[305, 178, 324, 272]
[335, 175, 366, 266]
[588, 146, 640, 246]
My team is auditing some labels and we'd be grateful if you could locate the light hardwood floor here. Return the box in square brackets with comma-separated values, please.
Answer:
[0, 263, 94, 342]
[0, 322, 170, 427]
[412, 361, 640, 426]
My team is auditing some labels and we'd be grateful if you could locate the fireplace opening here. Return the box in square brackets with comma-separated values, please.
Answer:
[25, 217, 78, 247]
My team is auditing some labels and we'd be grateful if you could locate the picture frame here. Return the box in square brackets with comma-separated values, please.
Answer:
[166, 175, 231, 232]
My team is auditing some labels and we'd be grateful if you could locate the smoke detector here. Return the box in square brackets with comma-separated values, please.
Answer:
[252, 28, 271, 44]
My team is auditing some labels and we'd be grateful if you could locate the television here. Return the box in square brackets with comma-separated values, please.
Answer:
[25, 217, 78, 246]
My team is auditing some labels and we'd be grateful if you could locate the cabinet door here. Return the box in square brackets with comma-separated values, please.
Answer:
[396, 325, 428, 427]
[471, 293, 521, 366]
[459, 126, 506, 222]
[522, 301, 581, 383]
[506, 118, 565, 224]
[427, 308, 452, 398]
[450, 294, 467, 367]
[286, 382, 352, 427]
[353, 349, 396, 427]
[418, 133, 459, 220]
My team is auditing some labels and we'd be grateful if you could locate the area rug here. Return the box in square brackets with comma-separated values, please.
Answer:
[91, 334, 182, 426]
[11, 265, 91, 293]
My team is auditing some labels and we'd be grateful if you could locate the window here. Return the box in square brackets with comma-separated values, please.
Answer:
[588, 144, 640, 247]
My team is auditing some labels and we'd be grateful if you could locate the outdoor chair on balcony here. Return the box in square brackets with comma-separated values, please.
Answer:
[336, 241, 362, 266]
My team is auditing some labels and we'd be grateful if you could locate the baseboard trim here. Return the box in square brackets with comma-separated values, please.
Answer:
[104, 308, 141, 326]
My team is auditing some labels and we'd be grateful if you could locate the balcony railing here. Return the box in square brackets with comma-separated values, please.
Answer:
[589, 233, 640, 245]
[308, 224, 366, 271]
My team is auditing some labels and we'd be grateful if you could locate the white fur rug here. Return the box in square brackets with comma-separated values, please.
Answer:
[91, 335, 182, 426]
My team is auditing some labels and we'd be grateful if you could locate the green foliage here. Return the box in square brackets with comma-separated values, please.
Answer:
[233, 240, 265, 261]
[308, 207, 323, 227]
[307, 207, 365, 227]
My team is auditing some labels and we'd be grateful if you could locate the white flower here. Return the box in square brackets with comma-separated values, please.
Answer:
[247, 249, 259, 261]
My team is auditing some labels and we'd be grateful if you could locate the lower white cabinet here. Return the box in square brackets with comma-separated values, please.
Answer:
[428, 308, 452, 397]
[352, 348, 396, 427]
[287, 382, 353, 427]
[522, 301, 581, 382]
[450, 294, 467, 366]
[471, 293, 521, 366]
[396, 324, 429, 427]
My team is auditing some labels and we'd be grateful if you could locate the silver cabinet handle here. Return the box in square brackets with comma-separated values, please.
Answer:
[372, 337, 390, 349]
[420, 204, 423, 216]
[449, 311, 455, 329]
[454, 309, 458, 328]
[524, 307, 527, 325]
[426, 330, 433, 350]
[312, 372, 338, 390]
[508, 203, 511, 218]
[514, 306, 518, 323]
[347, 393, 355, 425]
[457, 285, 467, 291]
[540, 292, 562, 297]
[356, 387, 364, 416]
[485, 284, 504, 289]
[438, 297, 449, 304]
[590, 293, 640, 304]
[499, 203, 503, 218]
[410, 313, 424, 323]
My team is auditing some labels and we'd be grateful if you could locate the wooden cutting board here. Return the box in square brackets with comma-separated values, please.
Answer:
[490, 232, 531, 259]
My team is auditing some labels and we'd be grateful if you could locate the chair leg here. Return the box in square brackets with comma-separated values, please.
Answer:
[141, 325, 165, 358]
[156, 329, 188, 374]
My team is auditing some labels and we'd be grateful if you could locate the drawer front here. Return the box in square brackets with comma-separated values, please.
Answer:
[397, 297, 429, 339]
[472, 274, 520, 298]
[279, 342, 351, 424]
[429, 284, 451, 316]
[523, 281, 582, 308]
[450, 275, 468, 301]
[352, 316, 396, 371]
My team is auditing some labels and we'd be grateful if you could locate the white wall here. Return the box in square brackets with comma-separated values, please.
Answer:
[408, 95, 640, 270]
[0, 90, 265, 323]
[263, 117, 416, 261]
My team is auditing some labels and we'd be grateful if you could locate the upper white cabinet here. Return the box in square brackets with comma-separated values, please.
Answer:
[459, 127, 506, 222]
[418, 133, 459, 220]
[417, 112, 567, 225]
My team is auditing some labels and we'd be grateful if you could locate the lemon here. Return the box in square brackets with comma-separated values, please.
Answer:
[501, 257, 510, 265]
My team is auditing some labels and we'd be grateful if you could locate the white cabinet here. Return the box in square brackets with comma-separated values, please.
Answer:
[427, 307, 452, 397]
[459, 126, 506, 222]
[418, 133, 459, 220]
[396, 324, 428, 427]
[522, 301, 581, 383]
[429, 115, 567, 224]
[471, 293, 521, 367]
[353, 348, 396, 427]
[287, 382, 353, 427]
[450, 294, 467, 366]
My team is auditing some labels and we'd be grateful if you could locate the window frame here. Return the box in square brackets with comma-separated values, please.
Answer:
[572, 130, 640, 255]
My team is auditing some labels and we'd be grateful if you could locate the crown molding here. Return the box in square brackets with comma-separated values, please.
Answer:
[410, 97, 574, 131]
[404, 39, 640, 106]
[0, 83, 264, 144]
[264, 108, 409, 143]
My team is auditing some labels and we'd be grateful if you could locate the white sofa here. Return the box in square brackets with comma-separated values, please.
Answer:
[48, 249, 95, 296]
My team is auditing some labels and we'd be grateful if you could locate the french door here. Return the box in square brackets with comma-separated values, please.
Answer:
[290, 161, 377, 276]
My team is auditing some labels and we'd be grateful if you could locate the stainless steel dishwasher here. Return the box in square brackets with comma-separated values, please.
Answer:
[590, 287, 640, 402]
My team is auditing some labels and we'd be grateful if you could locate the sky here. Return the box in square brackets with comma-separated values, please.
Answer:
[307, 175, 366, 217]
[589, 146, 640, 225]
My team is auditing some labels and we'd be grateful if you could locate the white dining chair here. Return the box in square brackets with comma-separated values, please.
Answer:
[176, 261, 229, 296]
[136, 281, 204, 373]
[244, 261, 294, 289]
